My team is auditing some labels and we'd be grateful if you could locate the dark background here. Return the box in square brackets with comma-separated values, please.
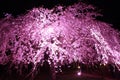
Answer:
[0, 0, 120, 30]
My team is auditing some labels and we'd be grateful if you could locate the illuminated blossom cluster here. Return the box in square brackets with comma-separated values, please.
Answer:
[0, 2, 120, 72]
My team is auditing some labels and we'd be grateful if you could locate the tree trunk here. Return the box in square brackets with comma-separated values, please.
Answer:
[50, 61, 56, 80]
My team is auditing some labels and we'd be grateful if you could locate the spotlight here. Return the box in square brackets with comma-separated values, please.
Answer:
[77, 71, 82, 76]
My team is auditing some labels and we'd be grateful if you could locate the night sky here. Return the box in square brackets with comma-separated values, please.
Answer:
[0, 0, 120, 30]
